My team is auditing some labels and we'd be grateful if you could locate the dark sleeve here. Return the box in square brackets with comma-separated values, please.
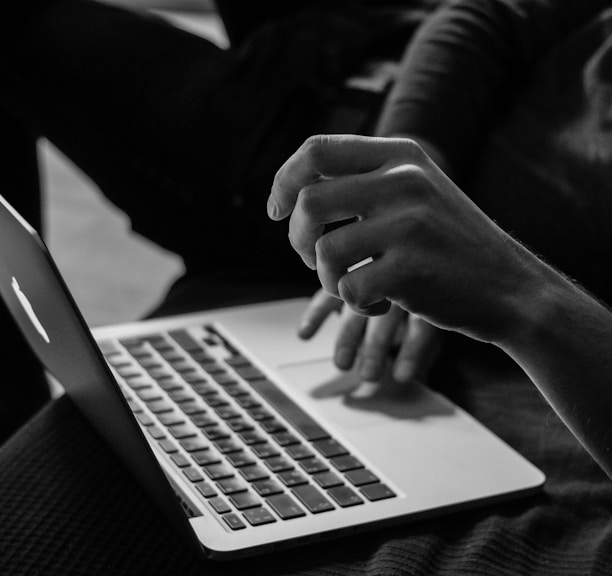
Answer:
[376, 0, 610, 180]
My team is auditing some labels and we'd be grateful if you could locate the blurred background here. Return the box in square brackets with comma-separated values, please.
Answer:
[42, 1, 227, 327]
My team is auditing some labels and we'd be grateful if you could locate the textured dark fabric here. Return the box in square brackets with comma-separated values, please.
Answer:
[1, 343, 611, 575]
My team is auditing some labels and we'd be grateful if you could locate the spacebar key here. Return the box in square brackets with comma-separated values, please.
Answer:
[250, 379, 330, 441]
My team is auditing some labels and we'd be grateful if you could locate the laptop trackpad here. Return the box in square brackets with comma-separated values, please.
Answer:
[277, 359, 455, 433]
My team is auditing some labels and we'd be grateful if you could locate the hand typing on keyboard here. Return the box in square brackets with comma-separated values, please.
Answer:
[298, 288, 441, 384]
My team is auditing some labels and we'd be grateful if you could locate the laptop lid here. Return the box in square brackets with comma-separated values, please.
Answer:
[0, 194, 202, 554]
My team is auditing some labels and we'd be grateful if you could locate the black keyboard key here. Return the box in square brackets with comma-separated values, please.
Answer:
[251, 443, 280, 459]
[242, 507, 276, 526]
[147, 368, 174, 381]
[266, 494, 306, 520]
[203, 396, 229, 409]
[158, 412, 185, 427]
[299, 458, 328, 475]
[345, 469, 379, 486]
[210, 372, 238, 386]
[203, 464, 235, 481]
[170, 453, 191, 468]
[195, 481, 217, 498]
[222, 513, 246, 530]
[217, 477, 249, 495]
[229, 492, 260, 511]
[246, 407, 274, 421]
[235, 395, 261, 409]
[223, 383, 249, 397]
[157, 378, 184, 392]
[330, 455, 363, 472]
[158, 439, 178, 453]
[180, 437, 209, 452]
[190, 350, 215, 364]
[224, 355, 250, 368]
[238, 431, 266, 445]
[181, 402, 208, 416]
[199, 361, 225, 375]
[312, 471, 343, 489]
[203, 426, 230, 441]
[147, 400, 174, 414]
[285, 444, 314, 460]
[208, 496, 231, 515]
[136, 389, 163, 402]
[169, 424, 198, 440]
[191, 382, 218, 396]
[191, 450, 222, 467]
[360, 483, 396, 502]
[183, 373, 207, 384]
[169, 360, 196, 374]
[264, 456, 294, 473]
[252, 479, 284, 497]
[292, 485, 335, 514]
[136, 413, 155, 427]
[227, 419, 254, 433]
[313, 439, 348, 458]
[169, 329, 202, 352]
[214, 406, 241, 420]
[233, 365, 265, 381]
[239, 465, 269, 483]
[158, 349, 184, 362]
[260, 419, 287, 434]
[125, 377, 152, 390]
[137, 358, 162, 370]
[147, 426, 166, 440]
[214, 439, 243, 454]
[327, 486, 364, 508]
[250, 379, 330, 441]
[273, 432, 300, 446]
[278, 470, 308, 487]
[99, 339, 121, 356]
[226, 452, 256, 468]
[183, 467, 204, 483]
[190, 413, 217, 428]
[167, 390, 194, 404]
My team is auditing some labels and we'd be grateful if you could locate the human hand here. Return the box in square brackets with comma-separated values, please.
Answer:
[299, 288, 442, 383]
[268, 135, 541, 344]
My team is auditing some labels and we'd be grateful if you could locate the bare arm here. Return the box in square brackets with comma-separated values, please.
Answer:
[268, 134, 612, 478]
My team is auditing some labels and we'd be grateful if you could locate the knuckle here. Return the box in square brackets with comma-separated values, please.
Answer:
[303, 134, 331, 167]
[315, 233, 339, 265]
[398, 138, 426, 161]
[296, 184, 320, 219]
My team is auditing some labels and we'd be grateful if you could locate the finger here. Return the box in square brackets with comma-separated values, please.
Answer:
[333, 305, 367, 371]
[392, 316, 442, 383]
[287, 171, 381, 269]
[359, 305, 406, 382]
[298, 288, 343, 340]
[337, 252, 396, 316]
[268, 135, 415, 221]
[315, 217, 388, 298]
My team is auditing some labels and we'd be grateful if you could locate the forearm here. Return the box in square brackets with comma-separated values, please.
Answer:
[497, 256, 612, 479]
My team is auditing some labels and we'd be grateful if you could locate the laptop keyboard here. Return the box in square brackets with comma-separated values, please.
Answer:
[99, 325, 395, 530]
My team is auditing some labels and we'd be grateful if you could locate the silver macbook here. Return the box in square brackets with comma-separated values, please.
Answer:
[0, 193, 544, 560]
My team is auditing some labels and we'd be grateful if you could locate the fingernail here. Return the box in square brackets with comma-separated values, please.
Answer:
[335, 347, 353, 370]
[267, 197, 279, 220]
[394, 360, 415, 383]
[360, 358, 381, 382]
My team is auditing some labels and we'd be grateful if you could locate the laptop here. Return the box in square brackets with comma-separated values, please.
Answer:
[0, 193, 544, 560]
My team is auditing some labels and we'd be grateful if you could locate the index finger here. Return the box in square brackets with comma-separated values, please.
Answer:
[267, 134, 409, 221]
